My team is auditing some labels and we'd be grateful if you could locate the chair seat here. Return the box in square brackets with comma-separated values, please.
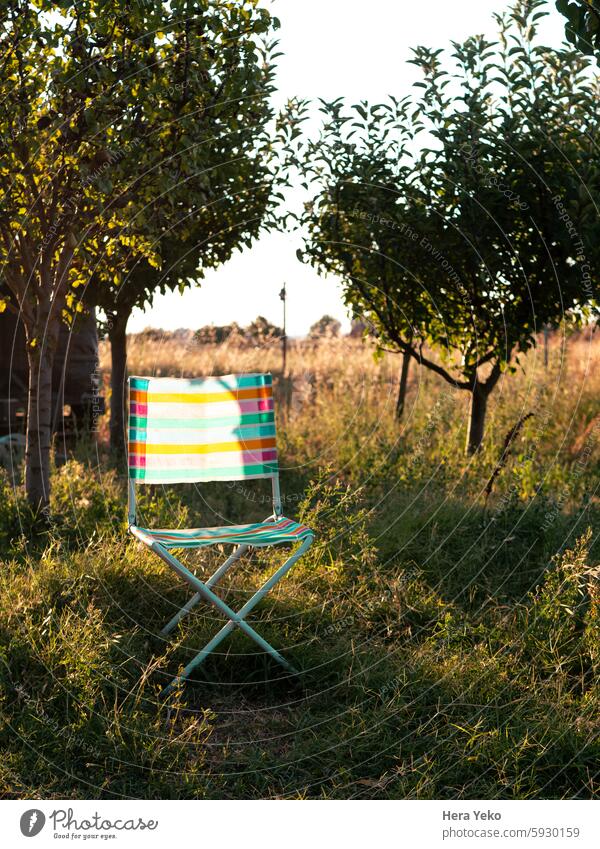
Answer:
[135, 516, 314, 549]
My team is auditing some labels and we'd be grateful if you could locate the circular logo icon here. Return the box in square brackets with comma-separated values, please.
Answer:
[20, 810, 46, 837]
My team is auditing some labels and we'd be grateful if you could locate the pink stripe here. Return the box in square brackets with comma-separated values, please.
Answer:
[154, 518, 297, 541]
[240, 448, 278, 464]
[129, 454, 147, 468]
[130, 398, 273, 419]
[236, 398, 274, 413]
[128, 449, 277, 469]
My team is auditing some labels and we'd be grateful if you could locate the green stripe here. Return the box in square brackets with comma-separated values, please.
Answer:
[151, 530, 311, 548]
[129, 411, 275, 430]
[152, 520, 272, 539]
[138, 521, 313, 549]
[129, 424, 276, 442]
[129, 462, 278, 482]
[130, 374, 271, 391]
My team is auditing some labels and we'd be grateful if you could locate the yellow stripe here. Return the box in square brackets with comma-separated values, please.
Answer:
[130, 437, 276, 455]
[131, 387, 273, 404]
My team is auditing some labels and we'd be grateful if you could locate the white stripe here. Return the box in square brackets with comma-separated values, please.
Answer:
[144, 400, 273, 419]
[132, 425, 275, 445]
[132, 449, 277, 470]
[131, 373, 269, 393]
[136, 470, 274, 484]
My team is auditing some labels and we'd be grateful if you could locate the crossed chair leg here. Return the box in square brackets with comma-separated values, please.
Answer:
[160, 543, 249, 637]
[130, 526, 314, 697]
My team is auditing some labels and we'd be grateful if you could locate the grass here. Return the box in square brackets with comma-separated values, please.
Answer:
[1, 327, 599, 799]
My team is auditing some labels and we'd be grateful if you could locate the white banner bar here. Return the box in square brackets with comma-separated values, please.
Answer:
[1, 799, 598, 848]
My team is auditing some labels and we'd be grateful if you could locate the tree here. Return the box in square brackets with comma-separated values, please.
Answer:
[308, 314, 341, 338]
[289, 1, 600, 452]
[0, 0, 278, 509]
[88, 94, 279, 453]
[246, 315, 283, 342]
[395, 339, 412, 421]
[556, 0, 600, 57]
[82, 12, 286, 455]
[194, 323, 243, 345]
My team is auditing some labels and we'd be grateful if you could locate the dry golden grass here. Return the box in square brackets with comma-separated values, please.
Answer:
[98, 327, 600, 460]
[99, 325, 599, 386]
[99, 332, 396, 382]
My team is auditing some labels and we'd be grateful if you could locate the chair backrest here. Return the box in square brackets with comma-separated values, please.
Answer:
[128, 373, 278, 485]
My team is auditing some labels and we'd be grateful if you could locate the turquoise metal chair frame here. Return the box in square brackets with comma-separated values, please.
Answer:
[126, 373, 314, 697]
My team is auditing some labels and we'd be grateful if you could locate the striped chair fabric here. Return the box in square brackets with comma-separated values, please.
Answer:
[129, 373, 278, 484]
[137, 517, 314, 549]
[127, 373, 314, 689]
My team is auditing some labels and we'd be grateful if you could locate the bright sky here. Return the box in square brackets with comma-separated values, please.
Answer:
[128, 0, 566, 336]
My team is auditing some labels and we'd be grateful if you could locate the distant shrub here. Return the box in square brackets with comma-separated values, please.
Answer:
[194, 322, 243, 345]
[309, 315, 341, 339]
[245, 315, 283, 343]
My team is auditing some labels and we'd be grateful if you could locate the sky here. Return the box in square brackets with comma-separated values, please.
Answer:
[128, 0, 566, 336]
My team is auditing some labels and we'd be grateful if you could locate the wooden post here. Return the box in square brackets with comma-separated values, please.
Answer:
[279, 283, 287, 377]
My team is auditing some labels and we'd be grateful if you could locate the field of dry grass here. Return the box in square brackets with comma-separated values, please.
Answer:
[100, 326, 600, 464]
[1, 326, 599, 800]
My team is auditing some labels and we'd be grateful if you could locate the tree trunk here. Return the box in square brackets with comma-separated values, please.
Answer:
[466, 380, 488, 454]
[109, 310, 129, 455]
[396, 348, 411, 420]
[25, 340, 54, 513]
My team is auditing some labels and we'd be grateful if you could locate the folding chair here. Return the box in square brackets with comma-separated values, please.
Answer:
[126, 373, 314, 697]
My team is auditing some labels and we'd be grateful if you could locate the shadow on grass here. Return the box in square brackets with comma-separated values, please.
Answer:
[371, 490, 600, 608]
[2, 486, 599, 799]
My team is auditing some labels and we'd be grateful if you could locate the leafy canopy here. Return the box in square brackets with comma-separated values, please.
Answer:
[0, 0, 281, 506]
[0, 0, 278, 335]
[289, 0, 600, 391]
[556, 0, 600, 57]
[83, 2, 283, 325]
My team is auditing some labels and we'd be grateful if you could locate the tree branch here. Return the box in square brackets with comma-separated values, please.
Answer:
[483, 359, 503, 394]
[397, 336, 471, 390]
